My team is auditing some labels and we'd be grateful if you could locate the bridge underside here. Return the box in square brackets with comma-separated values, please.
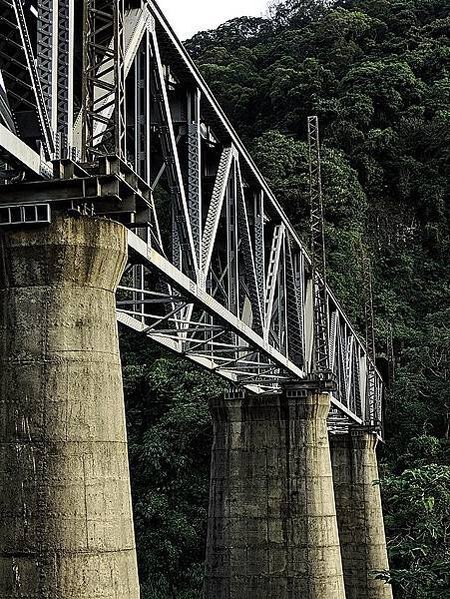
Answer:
[0, 214, 393, 599]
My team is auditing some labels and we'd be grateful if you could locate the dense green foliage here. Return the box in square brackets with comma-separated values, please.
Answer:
[123, 1, 450, 597]
[121, 335, 223, 597]
[381, 459, 450, 598]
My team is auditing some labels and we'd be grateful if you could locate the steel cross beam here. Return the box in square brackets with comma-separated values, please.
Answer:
[0, 0, 383, 434]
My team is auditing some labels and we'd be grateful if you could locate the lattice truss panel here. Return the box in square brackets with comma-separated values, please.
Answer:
[0, 0, 383, 430]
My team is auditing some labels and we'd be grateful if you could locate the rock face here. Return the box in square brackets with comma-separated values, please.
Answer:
[0, 216, 140, 598]
[331, 429, 393, 599]
[204, 388, 346, 599]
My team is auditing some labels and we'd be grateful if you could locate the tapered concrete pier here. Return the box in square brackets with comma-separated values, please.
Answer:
[204, 387, 346, 599]
[331, 429, 393, 599]
[0, 217, 140, 598]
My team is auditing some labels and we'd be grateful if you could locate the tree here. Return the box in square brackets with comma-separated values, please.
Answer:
[121, 332, 224, 598]
[381, 465, 450, 598]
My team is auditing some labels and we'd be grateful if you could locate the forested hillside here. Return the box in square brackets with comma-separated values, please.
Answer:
[122, 1, 450, 597]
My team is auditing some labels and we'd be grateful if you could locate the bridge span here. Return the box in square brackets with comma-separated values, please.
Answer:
[0, 1, 393, 597]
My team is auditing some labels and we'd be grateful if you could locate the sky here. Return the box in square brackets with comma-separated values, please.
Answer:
[157, 0, 269, 40]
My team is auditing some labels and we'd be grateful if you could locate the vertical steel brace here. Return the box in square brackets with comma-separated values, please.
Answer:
[82, 0, 126, 160]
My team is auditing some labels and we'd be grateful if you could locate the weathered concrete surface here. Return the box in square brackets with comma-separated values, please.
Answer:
[204, 388, 346, 599]
[331, 429, 393, 599]
[0, 217, 140, 598]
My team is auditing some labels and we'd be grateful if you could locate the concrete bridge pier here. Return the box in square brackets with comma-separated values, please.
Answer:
[0, 216, 140, 598]
[204, 386, 346, 599]
[330, 429, 393, 599]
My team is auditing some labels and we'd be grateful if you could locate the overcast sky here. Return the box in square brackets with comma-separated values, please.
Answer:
[157, 0, 270, 40]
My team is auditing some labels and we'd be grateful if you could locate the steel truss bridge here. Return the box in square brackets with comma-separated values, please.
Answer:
[0, 0, 383, 433]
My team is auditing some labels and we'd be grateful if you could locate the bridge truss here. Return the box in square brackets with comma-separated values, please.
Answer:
[0, 0, 383, 432]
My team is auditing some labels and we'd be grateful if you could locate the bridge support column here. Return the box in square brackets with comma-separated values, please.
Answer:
[330, 429, 393, 599]
[0, 216, 140, 598]
[204, 387, 346, 599]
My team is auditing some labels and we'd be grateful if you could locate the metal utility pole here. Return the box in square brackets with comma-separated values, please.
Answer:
[387, 323, 395, 387]
[307, 115, 332, 383]
[361, 245, 380, 429]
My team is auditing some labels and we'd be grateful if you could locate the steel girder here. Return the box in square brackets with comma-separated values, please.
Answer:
[0, 0, 384, 433]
